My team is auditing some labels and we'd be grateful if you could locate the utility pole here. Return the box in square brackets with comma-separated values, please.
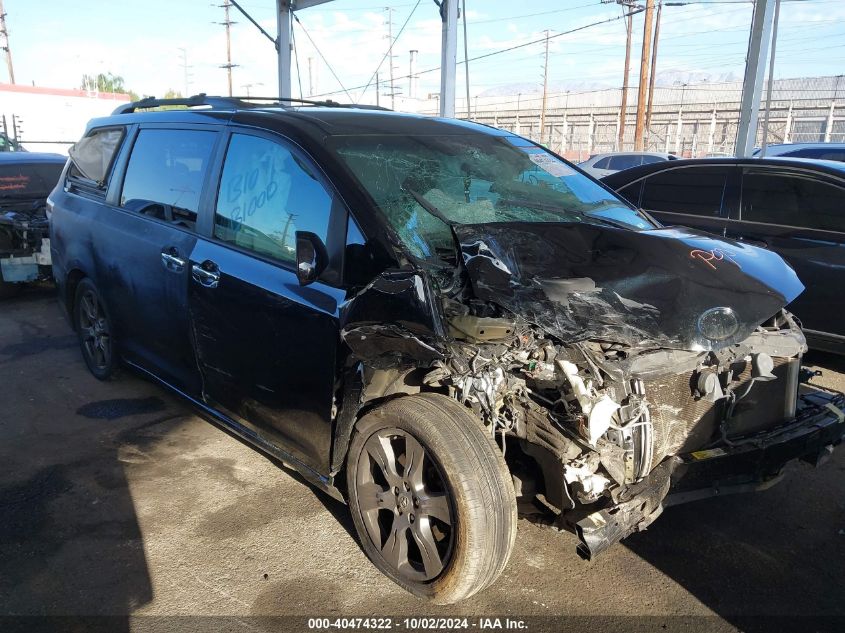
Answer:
[633, 0, 655, 151]
[617, 2, 634, 150]
[307, 56, 315, 96]
[384, 7, 397, 111]
[178, 48, 191, 97]
[644, 0, 662, 142]
[219, 0, 237, 96]
[408, 50, 418, 99]
[0, 0, 14, 84]
[540, 30, 550, 147]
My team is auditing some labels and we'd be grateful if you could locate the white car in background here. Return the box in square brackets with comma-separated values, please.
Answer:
[578, 151, 677, 179]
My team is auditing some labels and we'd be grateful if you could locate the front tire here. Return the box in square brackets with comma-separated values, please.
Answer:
[346, 393, 517, 604]
[73, 278, 119, 380]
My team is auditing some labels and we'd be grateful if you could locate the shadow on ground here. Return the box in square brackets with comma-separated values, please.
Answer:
[0, 287, 172, 629]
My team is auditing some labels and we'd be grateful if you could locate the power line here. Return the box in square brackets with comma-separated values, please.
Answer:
[229, 0, 277, 48]
[311, 9, 639, 99]
[293, 13, 353, 101]
[357, 0, 423, 103]
[291, 14, 303, 99]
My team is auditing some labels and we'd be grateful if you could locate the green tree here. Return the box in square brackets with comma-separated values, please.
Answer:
[80, 72, 140, 101]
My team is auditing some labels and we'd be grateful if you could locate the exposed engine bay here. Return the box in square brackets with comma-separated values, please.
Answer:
[338, 219, 823, 559]
[426, 305, 805, 544]
[0, 201, 53, 285]
[0, 157, 62, 288]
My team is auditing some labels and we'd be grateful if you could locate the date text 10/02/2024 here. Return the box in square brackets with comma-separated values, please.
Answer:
[307, 617, 528, 630]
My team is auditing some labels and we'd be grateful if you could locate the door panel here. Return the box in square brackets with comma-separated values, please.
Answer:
[638, 165, 736, 237]
[187, 129, 348, 474]
[94, 207, 201, 393]
[97, 126, 220, 393]
[188, 239, 345, 472]
[727, 168, 845, 338]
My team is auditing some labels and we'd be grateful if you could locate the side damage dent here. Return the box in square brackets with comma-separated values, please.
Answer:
[331, 269, 449, 476]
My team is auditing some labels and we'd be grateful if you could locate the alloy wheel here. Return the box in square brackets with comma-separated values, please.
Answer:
[78, 290, 111, 371]
[355, 428, 454, 582]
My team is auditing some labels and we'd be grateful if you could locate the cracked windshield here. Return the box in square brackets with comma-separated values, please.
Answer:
[331, 134, 652, 260]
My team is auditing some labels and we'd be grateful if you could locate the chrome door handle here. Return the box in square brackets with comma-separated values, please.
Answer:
[161, 250, 186, 272]
[192, 263, 220, 288]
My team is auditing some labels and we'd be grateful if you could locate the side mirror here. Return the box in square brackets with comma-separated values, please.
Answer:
[295, 231, 328, 286]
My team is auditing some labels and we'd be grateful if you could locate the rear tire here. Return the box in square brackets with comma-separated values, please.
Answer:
[73, 278, 119, 380]
[346, 393, 517, 604]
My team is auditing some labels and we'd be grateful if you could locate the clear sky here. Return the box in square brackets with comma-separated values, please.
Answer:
[3, 0, 844, 105]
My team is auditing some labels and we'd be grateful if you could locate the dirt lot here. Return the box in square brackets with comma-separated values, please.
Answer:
[1, 287, 844, 632]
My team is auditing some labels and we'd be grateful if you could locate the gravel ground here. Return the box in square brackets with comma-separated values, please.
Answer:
[1, 287, 843, 632]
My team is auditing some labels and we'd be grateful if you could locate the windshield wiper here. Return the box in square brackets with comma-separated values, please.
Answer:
[404, 187, 454, 226]
[498, 197, 651, 230]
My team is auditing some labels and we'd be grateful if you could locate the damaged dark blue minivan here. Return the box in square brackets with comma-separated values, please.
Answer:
[49, 95, 845, 604]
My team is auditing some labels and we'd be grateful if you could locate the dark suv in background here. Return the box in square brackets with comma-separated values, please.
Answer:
[50, 95, 845, 603]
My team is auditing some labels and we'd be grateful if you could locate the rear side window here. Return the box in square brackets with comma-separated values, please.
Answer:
[0, 162, 64, 198]
[120, 129, 217, 229]
[68, 127, 125, 190]
[640, 166, 728, 216]
[608, 155, 642, 171]
[741, 170, 845, 232]
[214, 133, 333, 265]
[591, 157, 611, 169]
[784, 148, 845, 162]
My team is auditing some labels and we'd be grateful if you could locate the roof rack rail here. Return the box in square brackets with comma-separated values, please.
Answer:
[112, 93, 391, 115]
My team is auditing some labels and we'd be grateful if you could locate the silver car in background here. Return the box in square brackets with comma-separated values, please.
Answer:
[578, 151, 677, 179]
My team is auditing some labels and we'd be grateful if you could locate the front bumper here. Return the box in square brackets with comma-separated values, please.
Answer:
[575, 387, 845, 559]
[666, 388, 845, 505]
[0, 237, 52, 283]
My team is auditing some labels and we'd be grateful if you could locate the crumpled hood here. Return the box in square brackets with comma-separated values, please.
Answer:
[454, 222, 804, 351]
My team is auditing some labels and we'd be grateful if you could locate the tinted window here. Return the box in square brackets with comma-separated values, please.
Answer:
[785, 148, 845, 162]
[616, 181, 643, 206]
[214, 133, 333, 264]
[68, 127, 124, 187]
[592, 157, 611, 169]
[641, 155, 665, 165]
[120, 129, 217, 229]
[0, 162, 64, 199]
[608, 155, 642, 170]
[741, 170, 845, 232]
[640, 166, 728, 216]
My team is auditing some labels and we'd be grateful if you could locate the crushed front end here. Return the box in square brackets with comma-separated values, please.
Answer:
[0, 159, 62, 289]
[0, 204, 52, 285]
[413, 222, 845, 559]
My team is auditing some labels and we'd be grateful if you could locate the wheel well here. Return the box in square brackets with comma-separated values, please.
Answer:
[331, 366, 446, 493]
[65, 269, 86, 327]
